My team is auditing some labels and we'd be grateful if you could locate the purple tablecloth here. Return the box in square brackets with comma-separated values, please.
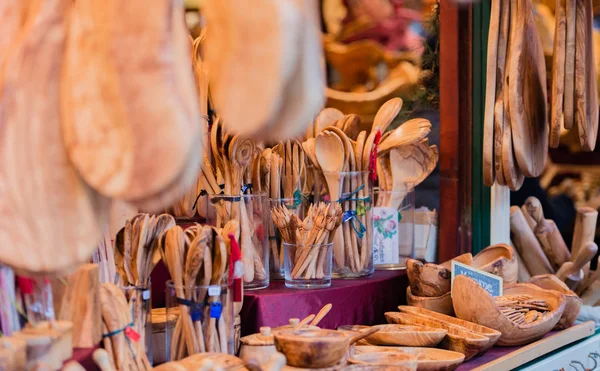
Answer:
[240, 270, 408, 336]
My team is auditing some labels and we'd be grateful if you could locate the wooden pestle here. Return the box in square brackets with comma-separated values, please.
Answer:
[571, 207, 598, 277]
[510, 206, 554, 275]
[556, 242, 598, 290]
[577, 256, 600, 295]
[522, 197, 571, 269]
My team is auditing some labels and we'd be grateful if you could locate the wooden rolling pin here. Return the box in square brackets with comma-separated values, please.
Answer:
[510, 240, 532, 282]
[571, 207, 598, 277]
[510, 206, 554, 275]
[577, 256, 600, 295]
[522, 197, 571, 269]
[556, 242, 598, 290]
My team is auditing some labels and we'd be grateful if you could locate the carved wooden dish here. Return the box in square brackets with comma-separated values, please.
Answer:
[406, 287, 454, 316]
[337, 324, 446, 347]
[397, 306, 501, 350]
[472, 244, 519, 284]
[385, 312, 489, 361]
[274, 329, 349, 368]
[177, 353, 248, 370]
[528, 274, 582, 330]
[406, 254, 473, 297]
[348, 352, 418, 370]
[452, 275, 566, 346]
[354, 346, 465, 371]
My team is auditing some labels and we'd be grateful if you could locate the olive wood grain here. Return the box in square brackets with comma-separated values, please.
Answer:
[550, 0, 567, 148]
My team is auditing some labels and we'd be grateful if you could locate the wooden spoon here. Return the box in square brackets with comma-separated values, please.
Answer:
[377, 118, 432, 155]
[315, 108, 344, 134]
[294, 314, 316, 331]
[311, 304, 333, 326]
[371, 97, 403, 135]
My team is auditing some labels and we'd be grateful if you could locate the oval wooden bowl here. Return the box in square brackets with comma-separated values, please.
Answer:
[452, 275, 566, 346]
[397, 306, 501, 351]
[528, 274, 582, 330]
[348, 352, 418, 371]
[406, 287, 454, 316]
[338, 324, 446, 347]
[385, 312, 489, 361]
[472, 244, 519, 284]
[355, 346, 465, 371]
[177, 353, 248, 370]
[274, 329, 349, 368]
[406, 254, 473, 297]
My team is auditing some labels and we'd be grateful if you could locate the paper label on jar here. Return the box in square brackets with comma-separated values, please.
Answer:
[208, 285, 221, 297]
[372, 207, 400, 265]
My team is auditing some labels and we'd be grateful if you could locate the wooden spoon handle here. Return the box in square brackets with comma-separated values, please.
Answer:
[294, 314, 316, 331]
[311, 303, 333, 326]
[349, 327, 380, 345]
[93, 348, 116, 371]
[570, 242, 598, 275]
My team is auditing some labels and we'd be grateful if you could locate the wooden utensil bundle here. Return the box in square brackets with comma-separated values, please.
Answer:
[494, 295, 550, 326]
[99, 283, 151, 370]
[160, 222, 233, 360]
[271, 203, 343, 279]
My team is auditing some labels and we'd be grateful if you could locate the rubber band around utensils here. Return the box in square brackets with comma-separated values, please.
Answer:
[343, 210, 367, 239]
[210, 195, 242, 203]
[176, 297, 204, 321]
[102, 321, 134, 339]
[337, 184, 371, 204]
[241, 183, 253, 194]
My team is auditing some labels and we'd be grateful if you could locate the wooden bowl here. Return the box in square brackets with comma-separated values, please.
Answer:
[406, 287, 454, 315]
[355, 346, 465, 371]
[337, 324, 446, 347]
[397, 306, 501, 351]
[452, 275, 566, 346]
[274, 329, 349, 368]
[177, 353, 248, 370]
[472, 244, 519, 284]
[348, 352, 418, 370]
[406, 254, 473, 297]
[528, 274, 583, 330]
[385, 312, 489, 361]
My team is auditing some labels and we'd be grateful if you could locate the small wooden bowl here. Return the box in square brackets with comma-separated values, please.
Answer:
[528, 274, 582, 330]
[274, 329, 349, 368]
[397, 306, 501, 351]
[406, 254, 473, 297]
[338, 324, 446, 347]
[385, 312, 489, 361]
[473, 244, 519, 284]
[348, 352, 418, 370]
[406, 287, 454, 316]
[452, 275, 566, 346]
[355, 346, 465, 371]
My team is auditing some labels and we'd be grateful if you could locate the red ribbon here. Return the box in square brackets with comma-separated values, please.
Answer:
[370, 129, 382, 182]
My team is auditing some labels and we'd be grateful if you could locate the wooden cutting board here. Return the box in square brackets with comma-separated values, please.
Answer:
[550, 0, 567, 148]
[63, 0, 202, 206]
[563, 0, 577, 130]
[508, 0, 548, 178]
[483, 0, 502, 186]
[493, 0, 510, 186]
[0, 0, 109, 275]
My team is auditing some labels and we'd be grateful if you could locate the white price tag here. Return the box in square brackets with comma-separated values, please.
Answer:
[142, 289, 150, 301]
[372, 207, 400, 265]
[208, 286, 221, 297]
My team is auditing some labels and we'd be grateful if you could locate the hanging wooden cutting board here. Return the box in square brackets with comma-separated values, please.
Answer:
[62, 0, 202, 206]
[575, 0, 599, 151]
[204, 0, 302, 138]
[508, 0, 548, 178]
[550, 0, 567, 148]
[0, 0, 109, 276]
[563, 0, 577, 130]
[483, 0, 501, 187]
[493, 0, 510, 186]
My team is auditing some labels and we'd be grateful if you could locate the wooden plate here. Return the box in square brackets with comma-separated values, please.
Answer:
[348, 352, 418, 370]
[339, 324, 446, 347]
[483, 0, 502, 186]
[355, 346, 465, 371]
[550, 0, 567, 148]
[508, 0, 548, 177]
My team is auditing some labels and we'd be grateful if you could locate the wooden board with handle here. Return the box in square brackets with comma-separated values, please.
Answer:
[579, 0, 598, 151]
[550, 0, 567, 148]
[563, 0, 577, 130]
[483, 0, 502, 186]
[493, 0, 510, 186]
[508, 0, 548, 178]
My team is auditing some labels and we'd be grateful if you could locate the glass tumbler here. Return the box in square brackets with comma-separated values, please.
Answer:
[268, 197, 305, 279]
[283, 242, 333, 289]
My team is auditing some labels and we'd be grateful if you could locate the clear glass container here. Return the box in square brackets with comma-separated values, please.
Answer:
[372, 188, 416, 269]
[314, 171, 374, 278]
[268, 197, 306, 279]
[165, 281, 234, 361]
[207, 192, 269, 290]
[283, 242, 333, 289]
[119, 280, 152, 364]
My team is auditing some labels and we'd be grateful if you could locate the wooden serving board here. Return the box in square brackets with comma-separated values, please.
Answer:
[563, 0, 577, 130]
[550, 0, 567, 148]
[0, 0, 109, 275]
[579, 0, 598, 151]
[493, 0, 510, 186]
[508, 0, 548, 178]
[483, 0, 502, 186]
[470, 321, 594, 371]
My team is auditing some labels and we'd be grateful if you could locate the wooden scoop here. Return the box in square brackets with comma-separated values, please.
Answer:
[556, 242, 598, 289]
